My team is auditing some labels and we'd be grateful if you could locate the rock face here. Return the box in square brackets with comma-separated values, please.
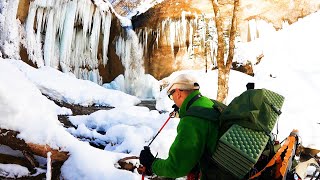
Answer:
[13, 0, 320, 82]
[132, 0, 320, 79]
[133, 0, 218, 79]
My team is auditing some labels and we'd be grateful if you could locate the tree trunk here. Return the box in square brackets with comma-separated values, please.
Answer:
[212, 0, 240, 103]
[0, 128, 69, 162]
[217, 67, 229, 103]
[226, 0, 239, 69]
[0, 153, 35, 171]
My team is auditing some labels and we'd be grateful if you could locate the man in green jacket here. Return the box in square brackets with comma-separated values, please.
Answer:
[139, 74, 229, 179]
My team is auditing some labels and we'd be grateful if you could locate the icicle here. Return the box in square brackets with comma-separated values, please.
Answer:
[60, 1, 77, 73]
[181, 11, 187, 46]
[200, 15, 206, 48]
[36, 8, 44, 50]
[74, 68, 101, 84]
[248, 19, 257, 41]
[77, 0, 94, 38]
[102, 9, 112, 66]
[161, 18, 167, 37]
[169, 20, 175, 52]
[44, 9, 55, 66]
[156, 29, 159, 49]
[194, 14, 198, 27]
[25, 2, 44, 67]
[89, 8, 101, 69]
[57, 3, 67, 39]
[189, 20, 193, 48]
[176, 20, 180, 47]
[188, 19, 194, 58]
[144, 28, 148, 55]
[49, 1, 65, 69]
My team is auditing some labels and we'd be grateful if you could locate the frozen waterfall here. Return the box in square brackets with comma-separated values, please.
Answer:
[115, 26, 146, 97]
[23, 0, 113, 84]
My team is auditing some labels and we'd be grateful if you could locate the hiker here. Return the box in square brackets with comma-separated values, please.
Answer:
[139, 74, 231, 180]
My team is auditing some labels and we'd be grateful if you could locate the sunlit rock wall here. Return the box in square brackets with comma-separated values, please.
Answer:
[238, 0, 320, 42]
[133, 0, 320, 80]
[13, 0, 320, 83]
[132, 0, 217, 80]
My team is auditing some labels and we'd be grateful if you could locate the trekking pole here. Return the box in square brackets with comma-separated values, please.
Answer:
[147, 112, 175, 147]
[141, 105, 179, 180]
[147, 105, 179, 147]
[141, 166, 145, 180]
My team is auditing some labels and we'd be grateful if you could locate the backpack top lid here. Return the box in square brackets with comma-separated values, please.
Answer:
[219, 88, 285, 134]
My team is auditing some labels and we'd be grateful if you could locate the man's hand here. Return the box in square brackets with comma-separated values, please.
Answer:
[139, 146, 155, 175]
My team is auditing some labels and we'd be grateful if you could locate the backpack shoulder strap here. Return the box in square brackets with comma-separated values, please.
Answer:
[185, 106, 220, 121]
[186, 94, 202, 111]
[185, 99, 226, 122]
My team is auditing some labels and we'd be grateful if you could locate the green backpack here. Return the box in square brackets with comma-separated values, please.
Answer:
[185, 88, 285, 179]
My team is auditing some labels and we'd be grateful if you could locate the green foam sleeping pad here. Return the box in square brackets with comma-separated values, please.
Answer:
[212, 124, 270, 179]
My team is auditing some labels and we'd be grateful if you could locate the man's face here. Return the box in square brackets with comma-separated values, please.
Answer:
[169, 89, 184, 108]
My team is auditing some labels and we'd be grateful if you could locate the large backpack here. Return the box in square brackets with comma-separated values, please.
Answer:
[185, 88, 285, 179]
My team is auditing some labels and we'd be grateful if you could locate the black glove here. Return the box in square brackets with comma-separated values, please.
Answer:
[139, 146, 155, 175]
[172, 104, 179, 112]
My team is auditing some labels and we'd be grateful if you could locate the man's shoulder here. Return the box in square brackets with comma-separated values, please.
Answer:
[184, 105, 221, 122]
[193, 95, 214, 108]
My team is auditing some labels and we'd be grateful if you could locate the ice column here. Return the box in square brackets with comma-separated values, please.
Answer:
[116, 27, 145, 96]
[25, 2, 44, 66]
[102, 10, 112, 65]
[23, 0, 113, 85]
[60, 1, 77, 73]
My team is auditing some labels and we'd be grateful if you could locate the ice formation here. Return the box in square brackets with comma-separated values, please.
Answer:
[23, 0, 113, 84]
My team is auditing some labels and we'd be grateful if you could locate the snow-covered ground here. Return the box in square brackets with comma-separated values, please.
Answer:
[0, 7, 320, 180]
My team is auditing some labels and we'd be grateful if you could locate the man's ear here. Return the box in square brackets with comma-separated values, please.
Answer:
[178, 89, 185, 100]
[176, 89, 182, 98]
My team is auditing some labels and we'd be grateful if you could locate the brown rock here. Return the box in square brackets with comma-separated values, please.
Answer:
[16, 0, 30, 23]
[15, 0, 320, 81]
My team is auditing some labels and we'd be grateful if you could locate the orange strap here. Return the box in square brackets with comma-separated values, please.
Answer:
[249, 130, 298, 179]
[279, 131, 298, 177]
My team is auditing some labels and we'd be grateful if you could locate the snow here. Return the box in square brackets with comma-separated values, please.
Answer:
[1, 2, 320, 180]
[9, 60, 140, 108]
[126, 0, 165, 18]
[0, 164, 29, 178]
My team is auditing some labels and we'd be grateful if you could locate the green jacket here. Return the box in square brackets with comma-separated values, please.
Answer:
[152, 90, 222, 179]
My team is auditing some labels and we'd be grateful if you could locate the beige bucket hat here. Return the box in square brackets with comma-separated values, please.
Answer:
[166, 74, 200, 94]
